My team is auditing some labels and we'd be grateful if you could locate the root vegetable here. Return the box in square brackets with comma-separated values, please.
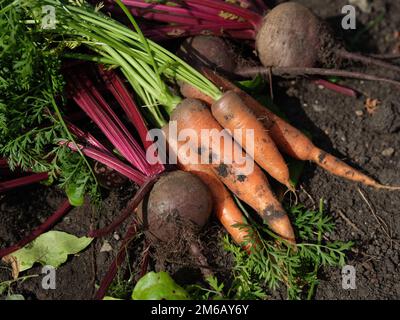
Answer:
[255, 2, 332, 68]
[255, 2, 400, 74]
[161, 125, 254, 250]
[170, 98, 295, 242]
[123, 1, 400, 84]
[139, 170, 212, 243]
[192, 69, 400, 191]
[138, 170, 214, 277]
[177, 36, 236, 75]
[211, 90, 293, 190]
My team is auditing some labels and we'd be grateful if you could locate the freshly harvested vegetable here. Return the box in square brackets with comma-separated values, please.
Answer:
[120, 0, 400, 86]
[138, 170, 214, 277]
[254, 2, 400, 71]
[170, 98, 296, 242]
[138, 170, 212, 243]
[162, 124, 254, 250]
[184, 69, 400, 190]
[212, 90, 293, 190]
[177, 36, 236, 75]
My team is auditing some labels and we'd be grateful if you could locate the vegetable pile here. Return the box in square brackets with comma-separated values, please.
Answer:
[0, 0, 398, 300]
[118, 0, 400, 92]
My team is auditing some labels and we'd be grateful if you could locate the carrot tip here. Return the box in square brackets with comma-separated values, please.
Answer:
[376, 184, 400, 191]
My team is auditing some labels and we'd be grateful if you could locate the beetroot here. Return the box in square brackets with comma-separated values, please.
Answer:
[119, 0, 400, 86]
[139, 170, 212, 242]
[138, 170, 214, 277]
[178, 36, 236, 74]
[255, 2, 334, 68]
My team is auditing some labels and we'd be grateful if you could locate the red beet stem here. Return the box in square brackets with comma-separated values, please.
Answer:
[118, 0, 223, 22]
[98, 67, 152, 151]
[69, 75, 152, 175]
[0, 172, 49, 193]
[184, 0, 262, 26]
[314, 79, 358, 97]
[116, 0, 262, 28]
[94, 217, 138, 300]
[88, 175, 158, 238]
[66, 121, 110, 154]
[0, 200, 73, 258]
[65, 141, 148, 185]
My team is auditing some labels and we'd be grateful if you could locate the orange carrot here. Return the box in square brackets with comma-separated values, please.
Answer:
[212, 90, 293, 190]
[162, 124, 254, 249]
[185, 68, 399, 191]
[169, 98, 296, 242]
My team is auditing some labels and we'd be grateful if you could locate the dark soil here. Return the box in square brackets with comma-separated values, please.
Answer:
[1, 0, 400, 300]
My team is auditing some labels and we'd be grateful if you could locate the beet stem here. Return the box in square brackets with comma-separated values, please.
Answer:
[65, 142, 148, 185]
[313, 79, 358, 97]
[0, 200, 73, 258]
[117, 0, 224, 22]
[94, 217, 138, 300]
[0, 172, 49, 193]
[236, 66, 400, 88]
[98, 67, 152, 151]
[184, 0, 262, 27]
[88, 175, 159, 238]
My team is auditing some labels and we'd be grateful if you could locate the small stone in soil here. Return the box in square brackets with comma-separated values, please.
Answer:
[382, 147, 395, 157]
[113, 233, 120, 241]
[355, 110, 364, 116]
[100, 241, 113, 252]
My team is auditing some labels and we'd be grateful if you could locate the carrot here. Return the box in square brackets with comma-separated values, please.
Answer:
[169, 98, 296, 242]
[179, 80, 215, 106]
[186, 68, 400, 191]
[162, 124, 254, 250]
[212, 90, 293, 190]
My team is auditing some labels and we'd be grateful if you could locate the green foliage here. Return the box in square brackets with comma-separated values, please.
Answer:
[131, 271, 190, 300]
[194, 200, 352, 300]
[0, 1, 99, 204]
[0, 275, 38, 298]
[176, 198, 344, 301]
[2, 231, 93, 278]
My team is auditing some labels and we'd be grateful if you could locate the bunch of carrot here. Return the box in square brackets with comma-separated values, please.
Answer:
[68, 0, 399, 248]
[167, 68, 400, 246]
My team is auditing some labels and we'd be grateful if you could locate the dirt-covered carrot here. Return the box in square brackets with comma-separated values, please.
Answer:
[170, 98, 296, 242]
[162, 125, 254, 249]
[191, 69, 400, 191]
[212, 90, 293, 190]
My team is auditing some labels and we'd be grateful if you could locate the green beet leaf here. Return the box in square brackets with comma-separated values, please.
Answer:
[132, 272, 190, 300]
[2, 231, 93, 278]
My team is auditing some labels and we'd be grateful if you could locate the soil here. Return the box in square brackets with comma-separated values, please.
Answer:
[1, 0, 400, 300]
